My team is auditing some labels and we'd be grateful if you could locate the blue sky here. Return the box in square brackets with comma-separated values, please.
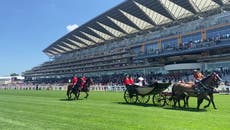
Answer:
[0, 0, 123, 76]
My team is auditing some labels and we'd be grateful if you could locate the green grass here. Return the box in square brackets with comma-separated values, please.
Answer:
[0, 90, 230, 130]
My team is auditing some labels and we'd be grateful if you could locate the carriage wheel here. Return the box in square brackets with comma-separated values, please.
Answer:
[152, 93, 165, 106]
[124, 89, 137, 104]
[137, 95, 150, 104]
[164, 96, 173, 106]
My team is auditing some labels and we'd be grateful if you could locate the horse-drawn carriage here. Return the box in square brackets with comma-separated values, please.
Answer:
[124, 82, 172, 106]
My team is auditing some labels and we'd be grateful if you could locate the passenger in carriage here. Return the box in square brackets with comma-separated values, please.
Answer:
[128, 75, 135, 85]
[124, 74, 136, 93]
[135, 76, 148, 87]
[124, 74, 132, 87]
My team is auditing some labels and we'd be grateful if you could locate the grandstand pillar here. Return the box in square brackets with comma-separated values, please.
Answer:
[157, 39, 162, 50]
[141, 43, 145, 53]
[177, 34, 182, 47]
[201, 29, 207, 42]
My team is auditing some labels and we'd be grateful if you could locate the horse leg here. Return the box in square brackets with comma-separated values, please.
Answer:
[205, 94, 217, 109]
[173, 97, 178, 107]
[183, 97, 186, 108]
[73, 92, 76, 100]
[67, 89, 73, 100]
[185, 96, 189, 108]
[76, 90, 80, 100]
[197, 97, 204, 110]
[72, 90, 78, 100]
[84, 92, 89, 99]
[66, 89, 70, 99]
[203, 95, 211, 109]
[172, 97, 177, 108]
[209, 94, 217, 109]
[178, 99, 182, 108]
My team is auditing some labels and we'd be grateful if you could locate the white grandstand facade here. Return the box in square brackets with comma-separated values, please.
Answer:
[23, 0, 230, 83]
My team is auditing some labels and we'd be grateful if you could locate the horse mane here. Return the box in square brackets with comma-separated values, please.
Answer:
[84, 78, 92, 88]
[201, 74, 211, 83]
[75, 78, 82, 87]
[200, 72, 219, 88]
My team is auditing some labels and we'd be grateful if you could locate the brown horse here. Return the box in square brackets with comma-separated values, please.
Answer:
[171, 72, 221, 110]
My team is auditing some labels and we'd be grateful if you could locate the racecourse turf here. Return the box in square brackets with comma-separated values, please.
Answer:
[0, 90, 230, 130]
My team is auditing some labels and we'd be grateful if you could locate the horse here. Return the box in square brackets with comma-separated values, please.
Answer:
[67, 78, 93, 100]
[66, 78, 82, 100]
[78, 78, 93, 99]
[171, 72, 221, 110]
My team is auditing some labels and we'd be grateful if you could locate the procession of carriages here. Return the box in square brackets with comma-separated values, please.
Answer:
[123, 72, 222, 110]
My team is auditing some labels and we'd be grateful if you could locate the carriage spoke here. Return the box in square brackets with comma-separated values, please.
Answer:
[124, 90, 137, 104]
[137, 95, 150, 104]
[152, 93, 165, 106]
[165, 96, 173, 107]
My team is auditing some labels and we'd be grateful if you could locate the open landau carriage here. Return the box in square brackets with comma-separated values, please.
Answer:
[124, 82, 172, 106]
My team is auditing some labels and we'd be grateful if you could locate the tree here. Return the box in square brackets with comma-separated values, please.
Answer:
[10, 73, 19, 76]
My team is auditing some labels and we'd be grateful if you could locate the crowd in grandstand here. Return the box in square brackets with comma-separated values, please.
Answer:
[1, 68, 230, 93]
[92, 68, 230, 86]
[147, 31, 230, 55]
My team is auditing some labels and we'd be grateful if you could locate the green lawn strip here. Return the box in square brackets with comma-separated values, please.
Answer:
[0, 90, 230, 130]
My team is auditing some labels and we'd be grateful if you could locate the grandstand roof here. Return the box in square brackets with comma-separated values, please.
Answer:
[43, 0, 230, 57]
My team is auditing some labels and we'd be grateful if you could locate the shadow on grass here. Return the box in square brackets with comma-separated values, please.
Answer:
[114, 102, 161, 107]
[59, 98, 83, 101]
[114, 102, 207, 112]
[163, 107, 207, 112]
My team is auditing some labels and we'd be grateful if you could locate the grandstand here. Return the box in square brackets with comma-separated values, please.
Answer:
[23, 0, 230, 83]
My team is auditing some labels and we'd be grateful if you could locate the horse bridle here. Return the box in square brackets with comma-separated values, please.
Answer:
[199, 73, 221, 90]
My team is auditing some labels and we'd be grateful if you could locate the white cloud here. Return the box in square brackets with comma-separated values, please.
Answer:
[66, 24, 78, 32]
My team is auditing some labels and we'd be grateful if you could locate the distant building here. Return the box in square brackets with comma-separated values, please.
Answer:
[0, 76, 24, 85]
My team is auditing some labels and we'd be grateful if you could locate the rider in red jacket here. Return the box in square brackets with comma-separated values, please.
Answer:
[80, 74, 87, 89]
[71, 75, 78, 86]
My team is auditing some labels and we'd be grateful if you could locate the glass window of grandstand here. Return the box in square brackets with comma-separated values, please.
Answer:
[206, 62, 230, 71]
[145, 43, 158, 54]
[131, 47, 142, 54]
[181, 32, 201, 49]
[161, 38, 178, 51]
[207, 25, 230, 41]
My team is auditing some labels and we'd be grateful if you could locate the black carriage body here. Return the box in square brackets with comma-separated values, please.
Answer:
[124, 82, 171, 105]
